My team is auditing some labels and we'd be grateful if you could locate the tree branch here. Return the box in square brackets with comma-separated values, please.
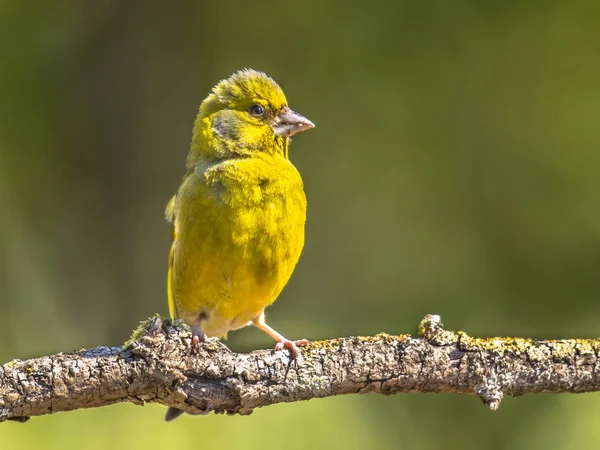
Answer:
[2, 315, 600, 422]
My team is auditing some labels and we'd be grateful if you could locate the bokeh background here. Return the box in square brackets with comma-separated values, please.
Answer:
[2, 1, 600, 449]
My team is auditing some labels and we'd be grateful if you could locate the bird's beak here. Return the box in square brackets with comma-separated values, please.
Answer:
[273, 107, 315, 137]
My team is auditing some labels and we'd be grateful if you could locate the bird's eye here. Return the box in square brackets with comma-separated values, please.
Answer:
[249, 104, 265, 116]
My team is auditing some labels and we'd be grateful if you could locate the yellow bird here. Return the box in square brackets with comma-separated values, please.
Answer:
[166, 69, 314, 361]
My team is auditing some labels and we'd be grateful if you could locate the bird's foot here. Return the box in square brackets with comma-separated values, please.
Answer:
[191, 325, 207, 349]
[274, 338, 310, 359]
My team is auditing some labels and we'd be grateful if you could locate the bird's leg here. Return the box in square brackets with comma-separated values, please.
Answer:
[252, 313, 309, 359]
[191, 315, 207, 348]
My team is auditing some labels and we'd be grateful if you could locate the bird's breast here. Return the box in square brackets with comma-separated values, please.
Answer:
[212, 159, 306, 286]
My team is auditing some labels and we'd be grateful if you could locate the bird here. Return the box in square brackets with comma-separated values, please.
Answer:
[164, 69, 314, 420]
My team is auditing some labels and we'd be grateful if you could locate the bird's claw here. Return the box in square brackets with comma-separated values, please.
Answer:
[191, 326, 207, 350]
[274, 339, 310, 359]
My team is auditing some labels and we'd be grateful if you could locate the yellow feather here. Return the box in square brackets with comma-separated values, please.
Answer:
[165, 195, 176, 223]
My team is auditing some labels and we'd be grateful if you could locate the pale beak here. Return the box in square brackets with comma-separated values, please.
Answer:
[273, 107, 315, 137]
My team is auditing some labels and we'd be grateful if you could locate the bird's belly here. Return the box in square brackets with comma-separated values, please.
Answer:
[174, 192, 305, 338]
[197, 258, 294, 337]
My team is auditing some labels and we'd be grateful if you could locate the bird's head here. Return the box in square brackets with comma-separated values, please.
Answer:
[189, 69, 314, 163]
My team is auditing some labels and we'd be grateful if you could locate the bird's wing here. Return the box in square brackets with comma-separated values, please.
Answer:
[167, 223, 178, 319]
[165, 170, 194, 319]
[165, 195, 176, 224]
[166, 187, 181, 319]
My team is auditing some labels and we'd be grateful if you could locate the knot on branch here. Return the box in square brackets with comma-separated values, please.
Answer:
[417, 314, 458, 346]
[476, 381, 503, 411]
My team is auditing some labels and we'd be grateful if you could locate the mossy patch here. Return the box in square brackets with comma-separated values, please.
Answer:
[122, 314, 173, 350]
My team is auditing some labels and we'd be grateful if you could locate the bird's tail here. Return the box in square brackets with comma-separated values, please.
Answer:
[165, 407, 186, 422]
[166, 204, 183, 421]
[165, 241, 186, 422]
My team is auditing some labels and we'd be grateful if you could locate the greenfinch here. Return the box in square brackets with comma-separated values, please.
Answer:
[165, 70, 314, 416]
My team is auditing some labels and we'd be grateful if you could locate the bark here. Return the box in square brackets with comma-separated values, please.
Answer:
[2, 315, 600, 423]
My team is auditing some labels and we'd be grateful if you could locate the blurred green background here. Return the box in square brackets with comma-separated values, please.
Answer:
[1, 1, 600, 449]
